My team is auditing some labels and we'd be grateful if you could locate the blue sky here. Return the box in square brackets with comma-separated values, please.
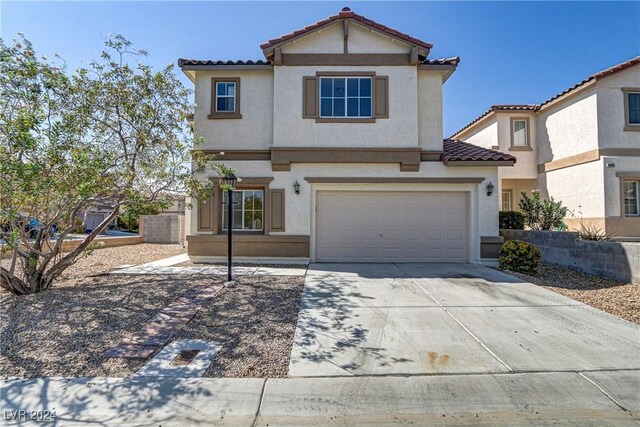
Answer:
[2, 1, 639, 136]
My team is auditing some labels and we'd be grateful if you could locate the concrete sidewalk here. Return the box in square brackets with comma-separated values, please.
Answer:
[111, 265, 307, 276]
[2, 371, 639, 426]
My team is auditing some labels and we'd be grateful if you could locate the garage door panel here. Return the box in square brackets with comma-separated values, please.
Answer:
[316, 191, 468, 263]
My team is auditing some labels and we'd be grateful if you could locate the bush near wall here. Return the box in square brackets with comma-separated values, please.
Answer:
[499, 240, 541, 275]
[499, 211, 525, 230]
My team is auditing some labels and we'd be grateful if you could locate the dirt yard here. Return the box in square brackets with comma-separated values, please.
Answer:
[503, 263, 640, 324]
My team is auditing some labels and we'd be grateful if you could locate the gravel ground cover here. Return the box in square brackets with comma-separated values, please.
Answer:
[1, 244, 186, 288]
[502, 263, 639, 324]
[175, 275, 305, 377]
[0, 273, 305, 378]
[0, 274, 207, 378]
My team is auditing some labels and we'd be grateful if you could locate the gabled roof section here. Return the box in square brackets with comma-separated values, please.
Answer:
[538, 55, 640, 108]
[260, 7, 433, 58]
[441, 139, 516, 165]
[450, 56, 640, 139]
[450, 105, 537, 138]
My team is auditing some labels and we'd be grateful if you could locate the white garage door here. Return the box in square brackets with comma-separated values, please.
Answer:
[315, 191, 468, 262]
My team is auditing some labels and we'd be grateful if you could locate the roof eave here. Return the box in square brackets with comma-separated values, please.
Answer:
[443, 160, 516, 167]
[418, 64, 458, 82]
[180, 64, 274, 71]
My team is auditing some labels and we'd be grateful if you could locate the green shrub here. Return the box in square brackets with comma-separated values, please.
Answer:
[578, 223, 613, 241]
[499, 240, 541, 275]
[499, 211, 525, 230]
[519, 191, 568, 231]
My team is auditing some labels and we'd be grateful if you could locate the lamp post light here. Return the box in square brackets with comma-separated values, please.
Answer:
[222, 173, 238, 282]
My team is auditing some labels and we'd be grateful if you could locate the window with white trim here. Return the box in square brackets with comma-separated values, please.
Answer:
[222, 190, 264, 230]
[624, 181, 639, 216]
[501, 191, 512, 211]
[512, 119, 528, 147]
[216, 82, 236, 113]
[319, 77, 372, 118]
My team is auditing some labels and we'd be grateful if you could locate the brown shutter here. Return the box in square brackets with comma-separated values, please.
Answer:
[373, 76, 389, 118]
[197, 196, 214, 231]
[269, 189, 285, 232]
[302, 77, 318, 118]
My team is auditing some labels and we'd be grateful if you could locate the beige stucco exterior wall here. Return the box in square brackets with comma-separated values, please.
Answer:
[499, 178, 538, 211]
[193, 69, 274, 150]
[193, 160, 500, 263]
[596, 66, 640, 148]
[273, 65, 419, 148]
[347, 22, 410, 54]
[539, 159, 605, 218]
[536, 89, 599, 163]
[417, 71, 444, 151]
[603, 155, 640, 217]
[496, 113, 538, 180]
[280, 21, 410, 55]
[462, 119, 498, 149]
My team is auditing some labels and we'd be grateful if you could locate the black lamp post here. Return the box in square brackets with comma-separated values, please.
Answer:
[222, 173, 238, 282]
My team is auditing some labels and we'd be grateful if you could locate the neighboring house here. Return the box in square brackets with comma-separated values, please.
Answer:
[159, 195, 186, 215]
[179, 7, 515, 263]
[453, 57, 640, 238]
[79, 204, 117, 232]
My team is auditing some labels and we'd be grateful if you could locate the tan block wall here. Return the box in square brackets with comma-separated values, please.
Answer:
[141, 214, 185, 244]
[1, 235, 142, 259]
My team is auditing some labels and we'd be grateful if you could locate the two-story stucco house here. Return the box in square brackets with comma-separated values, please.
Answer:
[453, 57, 640, 238]
[179, 7, 516, 264]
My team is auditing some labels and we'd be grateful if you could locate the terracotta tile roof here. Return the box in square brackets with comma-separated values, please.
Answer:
[178, 59, 271, 67]
[450, 105, 537, 138]
[260, 7, 433, 52]
[421, 57, 460, 66]
[441, 139, 516, 163]
[451, 56, 640, 138]
[538, 55, 640, 108]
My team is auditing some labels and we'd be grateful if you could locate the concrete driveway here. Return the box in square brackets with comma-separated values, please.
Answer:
[289, 263, 640, 377]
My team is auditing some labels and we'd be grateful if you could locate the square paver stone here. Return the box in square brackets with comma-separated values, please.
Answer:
[102, 345, 158, 359]
[133, 339, 221, 378]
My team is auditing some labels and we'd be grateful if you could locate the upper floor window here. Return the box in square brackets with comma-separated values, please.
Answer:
[216, 82, 236, 112]
[623, 88, 640, 131]
[209, 77, 242, 119]
[320, 77, 372, 118]
[510, 117, 530, 150]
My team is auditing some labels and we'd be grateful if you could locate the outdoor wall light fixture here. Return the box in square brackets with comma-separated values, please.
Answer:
[294, 180, 300, 195]
[486, 182, 494, 196]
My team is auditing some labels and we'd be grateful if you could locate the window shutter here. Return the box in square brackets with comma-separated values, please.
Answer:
[373, 76, 389, 118]
[269, 189, 285, 232]
[302, 77, 318, 118]
[197, 196, 214, 231]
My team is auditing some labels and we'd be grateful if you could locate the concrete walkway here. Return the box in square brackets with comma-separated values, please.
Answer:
[111, 264, 307, 276]
[2, 371, 638, 426]
[290, 263, 640, 376]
